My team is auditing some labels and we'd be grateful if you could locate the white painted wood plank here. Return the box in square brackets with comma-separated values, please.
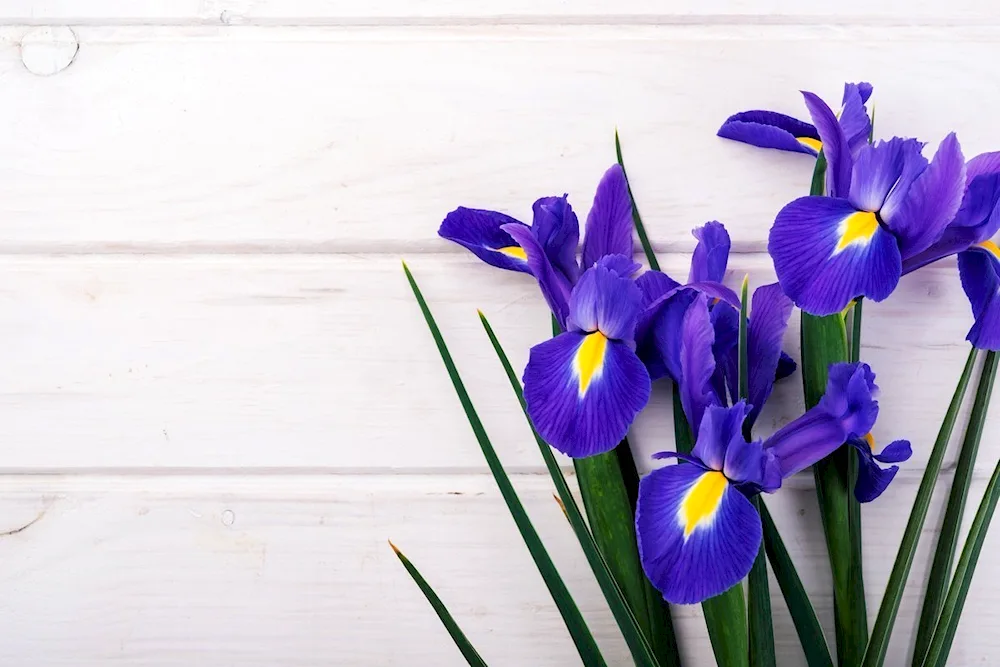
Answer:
[0, 26, 998, 250]
[0, 254, 990, 472]
[1, 1, 998, 25]
[0, 473, 995, 666]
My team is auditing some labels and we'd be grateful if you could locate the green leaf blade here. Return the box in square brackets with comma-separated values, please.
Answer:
[615, 130, 659, 271]
[389, 542, 490, 667]
[403, 263, 607, 667]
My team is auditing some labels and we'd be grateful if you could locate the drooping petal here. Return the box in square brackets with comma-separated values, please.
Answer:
[582, 164, 634, 270]
[690, 221, 732, 284]
[848, 138, 927, 214]
[850, 436, 911, 503]
[819, 362, 881, 438]
[523, 332, 651, 457]
[531, 195, 581, 285]
[769, 196, 902, 315]
[746, 283, 794, 427]
[567, 264, 643, 343]
[802, 91, 852, 197]
[716, 110, 820, 155]
[883, 133, 966, 259]
[874, 439, 913, 464]
[637, 463, 762, 605]
[502, 222, 572, 327]
[438, 207, 533, 273]
[678, 294, 720, 432]
[596, 253, 642, 278]
[839, 82, 873, 156]
[958, 243, 1000, 351]
[691, 400, 749, 472]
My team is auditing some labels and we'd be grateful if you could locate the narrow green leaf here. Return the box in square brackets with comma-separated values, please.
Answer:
[739, 275, 751, 408]
[481, 310, 670, 667]
[403, 263, 607, 667]
[615, 129, 659, 271]
[922, 414, 1000, 667]
[861, 348, 978, 667]
[760, 503, 835, 667]
[389, 541, 490, 667]
[913, 350, 999, 667]
[673, 385, 695, 454]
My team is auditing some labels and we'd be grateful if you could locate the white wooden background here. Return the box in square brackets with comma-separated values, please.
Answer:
[1, 2, 999, 665]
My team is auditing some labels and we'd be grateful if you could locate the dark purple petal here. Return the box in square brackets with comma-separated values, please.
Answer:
[959, 244, 1000, 351]
[711, 302, 740, 402]
[636, 463, 762, 605]
[637, 270, 682, 308]
[679, 294, 721, 432]
[717, 110, 819, 155]
[819, 362, 880, 438]
[848, 138, 927, 214]
[885, 133, 966, 259]
[776, 352, 797, 381]
[531, 195, 580, 285]
[874, 439, 913, 464]
[839, 82, 873, 157]
[502, 222, 572, 328]
[769, 196, 902, 315]
[849, 436, 911, 503]
[746, 283, 794, 427]
[802, 91, 852, 197]
[438, 207, 533, 273]
[582, 164, 634, 270]
[567, 264, 643, 343]
[966, 151, 1000, 180]
[597, 253, 642, 278]
[724, 436, 782, 494]
[690, 221, 732, 284]
[638, 288, 698, 382]
[523, 332, 651, 457]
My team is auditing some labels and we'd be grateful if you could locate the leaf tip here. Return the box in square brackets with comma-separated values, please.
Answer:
[388, 539, 402, 556]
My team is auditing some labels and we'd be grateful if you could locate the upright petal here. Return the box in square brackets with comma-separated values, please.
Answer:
[596, 254, 642, 278]
[690, 221, 732, 284]
[637, 463, 762, 605]
[582, 165, 634, 270]
[848, 138, 927, 215]
[717, 110, 820, 155]
[959, 243, 1000, 350]
[638, 288, 698, 382]
[691, 401, 751, 472]
[711, 302, 740, 402]
[884, 133, 966, 259]
[438, 207, 533, 273]
[802, 91, 851, 197]
[531, 195, 580, 285]
[746, 283, 795, 427]
[769, 196, 902, 315]
[567, 264, 643, 343]
[966, 151, 1000, 180]
[502, 223, 572, 327]
[679, 295, 720, 432]
[839, 82, 873, 156]
[523, 332, 651, 457]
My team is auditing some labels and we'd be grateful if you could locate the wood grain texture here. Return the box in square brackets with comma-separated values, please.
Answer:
[0, 26, 998, 251]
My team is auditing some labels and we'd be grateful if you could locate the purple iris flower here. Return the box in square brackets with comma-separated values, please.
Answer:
[768, 91, 968, 315]
[958, 238, 1000, 350]
[636, 363, 911, 604]
[718, 82, 873, 158]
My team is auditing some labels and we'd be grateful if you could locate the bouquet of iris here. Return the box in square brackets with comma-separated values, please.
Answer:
[394, 83, 1000, 666]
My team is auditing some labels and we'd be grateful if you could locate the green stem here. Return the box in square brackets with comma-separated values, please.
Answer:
[912, 350, 999, 666]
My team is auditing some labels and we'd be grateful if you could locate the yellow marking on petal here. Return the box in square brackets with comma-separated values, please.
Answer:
[497, 245, 527, 260]
[574, 331, 608, 397]
[864, 432, 876, 451]
[678, 471, 729, 538]
[797, 137, 822, 152]
[835, 211, 879, 254]
[977, 240, 1000, 260]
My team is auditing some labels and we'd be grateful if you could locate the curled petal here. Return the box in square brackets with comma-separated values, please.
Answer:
[769, 196, 902, 315]
[690, 221, 732, 284]
[523, 332, 651, 457]
[689, 397, 748, 473]
[802, 91, 852, 197]
[567, 264, 643, 343]
[678, 294, 720, 431]
[638, 288, 697, 382]
[502, 223, 572, 327]
[848, 138, 927, 215]
[819, 362, 880, 438]
[438, 207, 532, 273]
[746, 283, 794, 427]
[596, 253, 642, 278]
[582, 164, 634, 270]
[850, 437, 912, 503]
[637, 463, 762, 604]
[716, 110, 820, 155]
[839, 82, 873, 157]
[531, 195, 580, 285]
[959, 244, 1000, 351]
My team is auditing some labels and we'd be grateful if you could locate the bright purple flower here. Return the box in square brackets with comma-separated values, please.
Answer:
[769, 91, 967, 315]
[958, 239, 1000, 350]
[718, 82, 873, 158]
[438, 165, 634, 329]
[522, 261, 651, 457]
[636, 362, 909, 604]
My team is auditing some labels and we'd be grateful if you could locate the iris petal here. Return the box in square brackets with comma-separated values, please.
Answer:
[746, 283, 794, 427]
[848, 138, 927, 214]
[716, 110, 819, 155]
[690, 221, 732, 284]
[567, 264, 643, 343]
[839, 82, 873, 157]
[581, 164, 634, 271]
[850, 436, 911, 503]
[438, 207, 533, 273]
[770, 196, 902, 315]
[958, 244, 1000, 351]
[531, 195, 580, 285]
[502, 222, 572, 328]
[692, 402, 752, 472]
[678, 294, 720, 431]
[523, 332, 651, 457]
[637, 463, 762, 605]
[802, 91, 852, 198]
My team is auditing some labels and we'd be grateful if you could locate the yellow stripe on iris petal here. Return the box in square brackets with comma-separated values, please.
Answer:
[864, 432, 876, 451]
[797, 137, 822, 152]
[977, 240, 1000, 260]
[678, 471, 728, 538]
[497, 245, 527, 260]
[574, 331, 608, 397]
[834, 211, 879, 254]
